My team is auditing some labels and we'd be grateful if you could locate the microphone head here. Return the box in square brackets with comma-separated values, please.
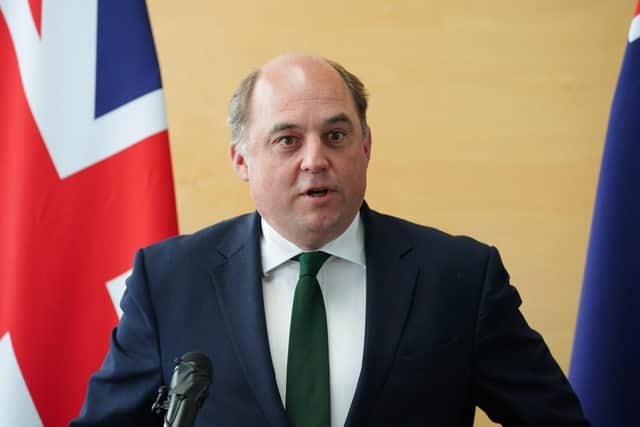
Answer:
[179, 352, 213, 382]
[163, 352, 213, 426]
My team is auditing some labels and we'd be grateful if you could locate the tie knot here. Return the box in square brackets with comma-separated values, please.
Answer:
[294, 251, 330, 277]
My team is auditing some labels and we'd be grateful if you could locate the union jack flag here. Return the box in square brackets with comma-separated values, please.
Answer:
[0, 1, 178, 425]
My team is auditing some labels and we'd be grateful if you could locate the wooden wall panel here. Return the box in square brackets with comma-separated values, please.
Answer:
[146, 1, 634, 424]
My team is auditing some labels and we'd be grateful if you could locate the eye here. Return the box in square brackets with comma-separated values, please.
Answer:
[327, 130, 346, 143]
[276, 135, 297, 146]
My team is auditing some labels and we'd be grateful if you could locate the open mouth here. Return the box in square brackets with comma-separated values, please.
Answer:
[306, 188, 329, 197]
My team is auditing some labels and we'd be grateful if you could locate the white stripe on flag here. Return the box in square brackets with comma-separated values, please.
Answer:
[106, 270, 131, 319]
[629, 14, 640, 43]
[0, 333, 44, 427]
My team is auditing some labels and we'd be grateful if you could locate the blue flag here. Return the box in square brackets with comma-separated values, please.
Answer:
[569, 3, 640, 426]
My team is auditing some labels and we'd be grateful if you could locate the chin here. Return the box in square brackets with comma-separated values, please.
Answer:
[303, 218, 345, 242]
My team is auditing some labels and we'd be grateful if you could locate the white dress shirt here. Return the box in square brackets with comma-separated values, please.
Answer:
[261, 214, 366, 427]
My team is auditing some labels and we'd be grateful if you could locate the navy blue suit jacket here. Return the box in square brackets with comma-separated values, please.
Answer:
[72, 205, 588, 426]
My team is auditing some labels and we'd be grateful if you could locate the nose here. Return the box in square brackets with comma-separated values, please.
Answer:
[300, 136, 329, 173]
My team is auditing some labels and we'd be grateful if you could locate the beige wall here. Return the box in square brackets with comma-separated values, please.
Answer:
[147, 1, 633, 424]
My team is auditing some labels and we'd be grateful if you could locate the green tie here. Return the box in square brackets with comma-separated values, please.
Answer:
[286, 251, 331, 427]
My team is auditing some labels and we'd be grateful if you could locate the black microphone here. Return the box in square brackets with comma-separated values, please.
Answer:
[153, 352, 213, 427]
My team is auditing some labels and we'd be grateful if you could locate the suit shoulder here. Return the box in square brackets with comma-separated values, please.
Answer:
[368, 209, 494, 262]
[140, 212, 255, 266]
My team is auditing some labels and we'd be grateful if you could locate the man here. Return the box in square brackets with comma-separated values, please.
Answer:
[72, 54, 589, 426]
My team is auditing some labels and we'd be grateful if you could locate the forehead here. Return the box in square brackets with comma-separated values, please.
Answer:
[249, 60, 358, 127]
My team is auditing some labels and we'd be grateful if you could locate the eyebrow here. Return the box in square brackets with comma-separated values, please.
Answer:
[266, 113, 354, 138]
[268, 122, 302, 136]
[325, 113, 353, 128]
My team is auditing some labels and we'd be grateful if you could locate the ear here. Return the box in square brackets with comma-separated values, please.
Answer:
[363, 126, 372, 162]
[230, 143, 249, 181]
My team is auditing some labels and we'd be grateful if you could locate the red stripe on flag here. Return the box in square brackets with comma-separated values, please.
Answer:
[28, 0, 42, 35]
[636, 0, 640, 17]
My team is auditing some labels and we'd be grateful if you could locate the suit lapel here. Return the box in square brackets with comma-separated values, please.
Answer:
[209, 213, 288, 427]
[345, 206, 419, 426]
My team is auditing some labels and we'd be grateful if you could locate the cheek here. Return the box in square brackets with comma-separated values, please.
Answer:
[340, 155, 368, 186]
[248, 160, 294, 195]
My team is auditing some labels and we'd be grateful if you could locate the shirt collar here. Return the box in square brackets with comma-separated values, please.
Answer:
[260, 212, 365, 275]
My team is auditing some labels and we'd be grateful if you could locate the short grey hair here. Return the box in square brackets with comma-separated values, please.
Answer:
[228, 59, 369, 155]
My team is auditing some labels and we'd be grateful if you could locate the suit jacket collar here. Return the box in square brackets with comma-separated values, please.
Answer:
[209, 213, 289, 427]
[345, 203, 419, 426]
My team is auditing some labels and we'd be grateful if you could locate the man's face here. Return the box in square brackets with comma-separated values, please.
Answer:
[231, 56, 371, 250]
